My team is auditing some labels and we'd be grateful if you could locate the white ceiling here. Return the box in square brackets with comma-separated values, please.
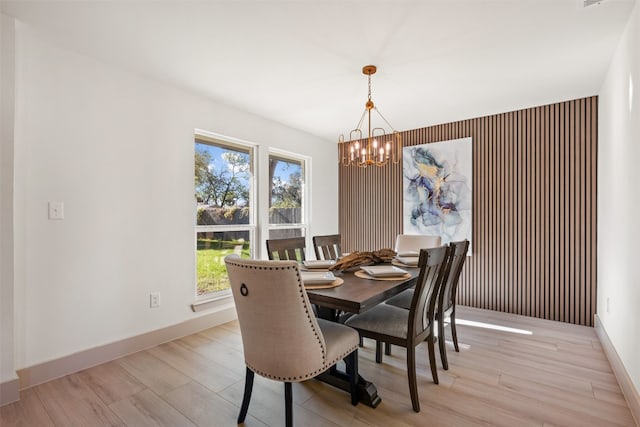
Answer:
[1, 0, 635, 142]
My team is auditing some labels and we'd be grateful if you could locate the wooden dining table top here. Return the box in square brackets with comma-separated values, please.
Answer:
[305, 266, 419, 315]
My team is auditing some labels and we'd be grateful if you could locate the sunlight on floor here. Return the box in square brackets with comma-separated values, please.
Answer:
[456, 319, 533, 335]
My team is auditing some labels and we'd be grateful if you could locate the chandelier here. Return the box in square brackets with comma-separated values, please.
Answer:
[338, 65, 402, 168]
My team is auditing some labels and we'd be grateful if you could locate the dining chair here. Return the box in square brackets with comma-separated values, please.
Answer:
[386, 240, 469, 370]
[312, 234, 342, 260]
[224, 255, 359, 426]
[311, 233, 365, 344]
[345, 246, 451, 412]
[381, 234, 442, 356]
[394, 234, 442, 255]
[265, 236, 306, 262]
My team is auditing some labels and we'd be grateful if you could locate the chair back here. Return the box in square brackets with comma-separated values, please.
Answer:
[266, 237, 306, 262]
[439, 240, 469, 313]
[224, 255, 327, 381]
[408, 246, 451, 340]
[394, 234, 442, 255]
[312, 234, 342, 260]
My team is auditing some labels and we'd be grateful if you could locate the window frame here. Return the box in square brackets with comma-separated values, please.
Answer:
[194, 130, 258, 301]
[267, 148, 310, 252]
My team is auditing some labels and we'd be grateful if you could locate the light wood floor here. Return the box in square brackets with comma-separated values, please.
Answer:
[1, 306, 636, 426]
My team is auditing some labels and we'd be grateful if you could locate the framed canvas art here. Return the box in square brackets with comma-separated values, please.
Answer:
[403, 137, 472, 252]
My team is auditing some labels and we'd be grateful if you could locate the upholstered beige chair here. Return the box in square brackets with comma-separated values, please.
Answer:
[312, 234, 342, 260]
[386, 240, 469, 370]
[266, 237, 306, 262]
[345, 246, 451, 412]
[224, 255, 359, 426]
[394, 234, 442, 255]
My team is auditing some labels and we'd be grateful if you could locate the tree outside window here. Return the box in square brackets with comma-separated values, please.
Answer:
[195, 140, 253, 296]
[268, 154, 306, 240]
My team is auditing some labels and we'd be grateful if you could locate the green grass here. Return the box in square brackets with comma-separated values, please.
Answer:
[197, 238, 250, 295]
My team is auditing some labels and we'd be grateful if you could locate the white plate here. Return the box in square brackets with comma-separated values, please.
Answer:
[300, 271, 336, 285]
[396, 250, 419, 257]
[394, 256, 419, 266]
[303, 260, 336, 269]
[360, 265, 408, 277]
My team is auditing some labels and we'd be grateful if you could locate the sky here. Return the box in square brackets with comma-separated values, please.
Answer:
[196, 141, 301, 187]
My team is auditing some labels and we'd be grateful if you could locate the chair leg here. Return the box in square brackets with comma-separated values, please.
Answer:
[238, 367, 254, 424]
[438, 317, 448, 370]
[375, 340, 383, 363]
[406, 345, 420, 412]
[451, 313, 460, 352]
[427, 335, 439, 385]
[385, 342, 392, 356]
[345, 350, 359, 406]
[284, 382, 293, 427]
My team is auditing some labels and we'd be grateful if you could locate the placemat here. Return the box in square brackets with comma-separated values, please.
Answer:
[391, 260, 418, 268]
[354, 271, 412, 281]
[304, 277, 344, 290]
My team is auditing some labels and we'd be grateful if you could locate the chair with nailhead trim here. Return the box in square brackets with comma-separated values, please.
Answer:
[394, 234, 442, 257]
[224, 255, 359, 427]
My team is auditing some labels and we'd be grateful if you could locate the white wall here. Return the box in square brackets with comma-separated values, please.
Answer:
[0, 14, 17, 386]
[9, 20, 338, 370]
[598, 1, 640, 394]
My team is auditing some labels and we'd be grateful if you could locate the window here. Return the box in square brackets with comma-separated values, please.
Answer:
[268, 150, 308, 241]
[195, 133, 255, 297]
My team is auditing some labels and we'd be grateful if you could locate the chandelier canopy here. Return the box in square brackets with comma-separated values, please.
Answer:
[338, 65, 402, 168]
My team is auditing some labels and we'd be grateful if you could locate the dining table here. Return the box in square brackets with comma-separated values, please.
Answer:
[305, 265, 420, 408]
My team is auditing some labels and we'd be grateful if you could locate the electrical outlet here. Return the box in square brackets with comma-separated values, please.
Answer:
[150, 292, 160, 308]
[606, 297, 610, 313]
[48, 201, 65, 220]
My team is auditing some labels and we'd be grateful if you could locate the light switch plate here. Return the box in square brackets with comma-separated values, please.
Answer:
[48, 202, 64, 220]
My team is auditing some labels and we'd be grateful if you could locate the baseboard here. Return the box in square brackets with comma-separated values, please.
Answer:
[595, 314, 640, 426]
[0, 377, 20, 406]
[16, 304, 236, 391]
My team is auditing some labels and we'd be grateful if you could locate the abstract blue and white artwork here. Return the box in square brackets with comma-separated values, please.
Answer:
[403, 137, 472, 252]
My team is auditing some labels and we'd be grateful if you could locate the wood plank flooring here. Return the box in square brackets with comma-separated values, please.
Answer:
[1, 306, 636, 426]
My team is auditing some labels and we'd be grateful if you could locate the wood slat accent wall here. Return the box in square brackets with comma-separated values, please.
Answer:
[338, 96, 597, 326]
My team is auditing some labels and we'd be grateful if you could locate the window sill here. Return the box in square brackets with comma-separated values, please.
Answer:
[191, 293, 233, 312]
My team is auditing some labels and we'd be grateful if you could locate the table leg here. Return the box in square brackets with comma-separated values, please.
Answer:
[315, 369, 381, 408]
[315, 306, 339, 322]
